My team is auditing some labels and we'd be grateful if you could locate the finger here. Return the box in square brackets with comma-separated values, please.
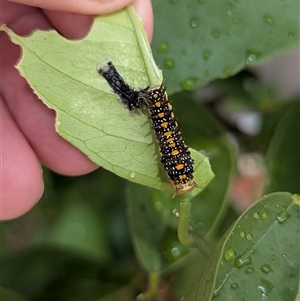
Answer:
[132, 0, 153, 41]
[7, 0, 134, 15]
[1, 0, 52, 35]
[1, 33, 98, 175]
[0, 98, 43, 220]
[42, 0, 153, 41]
[42, 11, 94, 40]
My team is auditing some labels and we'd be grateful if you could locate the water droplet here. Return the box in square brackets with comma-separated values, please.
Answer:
[163, 59, 175, 69]
[154, 201, 163, 211]
[57, 121, 61, 126]
[211, 29, 220, 38]
[271, 254, 276, 261]
[157, 42, 169, 53]
[227, 28, 233, 35]
[204, 70, 209, 77]
[275, 207, 290, 224]
[230, 282, 238, 289]
[223, 66, 232, 75]
[245, 50, 260, 64]
[226, 2, 234, 15]
[181, 77, 198, 90]
[288, 31, 296, 40]
[202, 50, 211, 61]
[260, 264, 272, 274]
[258, 279, 274, 297]
[240, 230, 246, 238]
[245, 267, 254, 274]
[171, 247, 180, 257]
[234, 249, 254, 268]
[231, 16, 241, 24]
[66, 223, 85, 241]
[252, 212, 259, 219]
[224, 248, 236, 261]
[190, 18, 199, 28]
[129, 172, 136, 179]
[263, 14, 275, 26]
[197, 0, 206, 4]
[246, 233, 253, 241]
[169, 0, 178, 3]
[260, 211, 268, 220]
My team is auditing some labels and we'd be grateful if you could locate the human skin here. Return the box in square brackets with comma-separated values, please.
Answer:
[0, 0, 153, 220]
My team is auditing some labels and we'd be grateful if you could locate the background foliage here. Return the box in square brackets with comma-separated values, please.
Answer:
[1, 0, 299, 300]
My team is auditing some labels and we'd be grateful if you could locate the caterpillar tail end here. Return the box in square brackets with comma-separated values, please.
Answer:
[172, 180, 203, 198]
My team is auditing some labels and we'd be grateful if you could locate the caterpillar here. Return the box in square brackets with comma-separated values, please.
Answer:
[98, 60, 141, 110]
[138, 85, 201, 196]
[98, 61, 200, 196]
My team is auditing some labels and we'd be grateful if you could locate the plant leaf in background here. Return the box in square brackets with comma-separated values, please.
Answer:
[152, 0, 300, 93]
[265, 101, 300, 194]
[2, 5, 213, 198]
[0, 286, 28, 301]
[184, 192, 300, 301]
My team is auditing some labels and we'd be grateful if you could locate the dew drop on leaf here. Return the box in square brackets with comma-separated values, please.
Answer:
[129, 172, 136, 179]
[275, 207, 290, 224]
[202, 50, 211, 61]
[211, 29, 220, 38]
[223, 66, 232, 75]
[260, 264, 272, 274]
[226, 3, 234, 15]
[231, 17, 241, 24]
[252, 212, 259, 219]
[263, 14, 275, 26]
[230, 282, 238, 289]
[234, 249, 254, 268]
[190, 18, 199, 28]
[245, 267, 254, 274]
[171, 247, 180, 257]
[157, 42, 169, 53]
[260, 211, 268, 220]
[163, 58, 175, 69]
[288, 31, 296, 40]
[181, 77, 198, 90]
[224, 248, 236, 261]
[258, 279, 274, 296]
[203, 70, 209, 77]
[246, 233, 253, 241]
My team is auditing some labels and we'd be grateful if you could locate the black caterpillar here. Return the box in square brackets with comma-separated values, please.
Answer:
[98, 61, 200, 196]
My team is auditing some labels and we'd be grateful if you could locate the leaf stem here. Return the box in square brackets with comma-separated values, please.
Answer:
[177, 195, 212, 256]
[178, 196, 194, 246]
[126, 5, 162, 85]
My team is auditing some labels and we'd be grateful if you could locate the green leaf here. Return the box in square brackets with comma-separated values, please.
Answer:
[184, 192, 300, 301]
[265, 101, 300, 194]
[2, 6, 213, 198]
[0, 287, 28, 301]
[44, 197, 111, 263]
[152, 0, 300, 93]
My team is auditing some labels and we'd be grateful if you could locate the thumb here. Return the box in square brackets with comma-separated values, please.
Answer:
[7, 0, 135, 15]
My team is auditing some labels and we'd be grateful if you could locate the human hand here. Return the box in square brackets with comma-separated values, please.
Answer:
[0, 0, 153, 220]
